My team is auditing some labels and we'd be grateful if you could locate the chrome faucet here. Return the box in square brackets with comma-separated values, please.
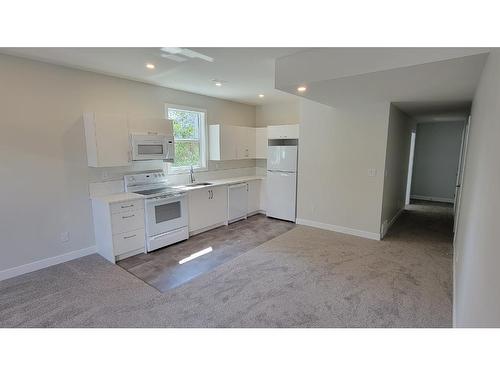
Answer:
[189, 165, 195, 183]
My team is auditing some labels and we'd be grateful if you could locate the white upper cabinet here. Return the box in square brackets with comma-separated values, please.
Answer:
[84, 113, 174, 167]
[209, 124, 256, 161]
[84, 112, 130, 167]
[128, 116, 173, 136]
[237, 127, 256, 159]
[255, 127, 268, 159]
[267, 124, 299, 140]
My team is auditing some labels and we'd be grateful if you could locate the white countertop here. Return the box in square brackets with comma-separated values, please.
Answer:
[173, 175, 265, 191]
[91, 192, 144, 204]
[91, 176, 265, 202]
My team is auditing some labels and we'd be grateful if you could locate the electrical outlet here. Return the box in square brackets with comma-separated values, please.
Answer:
[102, 170, 109, 180]
[368, 168, 377, 177]
[60, 231, 70, 243]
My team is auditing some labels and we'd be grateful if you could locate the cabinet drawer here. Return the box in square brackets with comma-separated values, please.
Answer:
[112, 228, 145, 256]
[110, 199, 144, 214]
[111, 209, 144, 235]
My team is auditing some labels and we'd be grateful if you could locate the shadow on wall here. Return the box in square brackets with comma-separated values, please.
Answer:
[62, 116, 95, 249]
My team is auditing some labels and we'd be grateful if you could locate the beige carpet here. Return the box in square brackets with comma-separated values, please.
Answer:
[0, 203, 452, 327]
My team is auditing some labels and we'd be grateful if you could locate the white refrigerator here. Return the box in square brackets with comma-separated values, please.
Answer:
[267, 141, 298, 222]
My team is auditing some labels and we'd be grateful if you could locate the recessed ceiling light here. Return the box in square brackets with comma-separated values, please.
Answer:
[297, 86, 307, 92]
[258, 94, 265, 98]
[146, 63, 155, 69]
[212, 79, 225, 87]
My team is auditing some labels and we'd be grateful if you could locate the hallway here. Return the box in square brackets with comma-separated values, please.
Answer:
[390, 199, 455, 245]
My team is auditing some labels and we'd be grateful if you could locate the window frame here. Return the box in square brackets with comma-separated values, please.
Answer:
[165, 103, 208, 174]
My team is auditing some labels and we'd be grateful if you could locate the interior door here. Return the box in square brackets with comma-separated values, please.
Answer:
[453, 116, 471, 239]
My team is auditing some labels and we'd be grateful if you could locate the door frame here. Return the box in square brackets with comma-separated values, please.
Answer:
[453, 116, 471, 243]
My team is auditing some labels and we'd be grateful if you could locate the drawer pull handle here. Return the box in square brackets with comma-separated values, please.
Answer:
[123, 234, 137, 239]
[121, 204, 134, 208]
[122, 214, 135, 219]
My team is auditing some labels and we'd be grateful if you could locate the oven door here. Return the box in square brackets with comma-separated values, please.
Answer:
[145, 194, 187, 236]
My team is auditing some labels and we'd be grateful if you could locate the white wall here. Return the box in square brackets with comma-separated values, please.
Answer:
[296, 99, 390, 238]
[455, 50, 500, 327]
[411, 121, 464, 202]
[0, 53, 256, 274]
[380, 104, 412, 236]
[255, 99, 300, 126]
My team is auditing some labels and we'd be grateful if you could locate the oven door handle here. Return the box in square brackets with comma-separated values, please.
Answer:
[147, 193, 185, 204]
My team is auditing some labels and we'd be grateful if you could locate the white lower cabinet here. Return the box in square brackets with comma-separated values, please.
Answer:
[247, 180, 261, 214]
[112, 228, 146, 257]
[259, 178, 267, 212]
[92, 197, 146, 263]
[188, 186, 228, 234]
[228, 183, 248, 223]
[187, 179, 263, 234]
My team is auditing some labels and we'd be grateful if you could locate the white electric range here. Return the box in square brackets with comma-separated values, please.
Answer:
[124, 172, 188, 252]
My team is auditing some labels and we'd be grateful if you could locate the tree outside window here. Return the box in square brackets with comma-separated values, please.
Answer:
[167, 106, 207, 171]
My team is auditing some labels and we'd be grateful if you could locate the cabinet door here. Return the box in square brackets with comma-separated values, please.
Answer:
[220, 125, 238, 160]
[246, 128, 256, 158]
[267, 124, 299, 140]
[235, 127, 256, 159]
[188, 186, 228, 232]
[188, 188, 212, 232]
[259, 178, 267, 212]
[255, 128, 268, 158]
[210, 186, 228, 224]
[129, 117, 173, 136]
[236, 127, 248, 159]
[94, 113, 130, 167]
[247, 180, 260, 214]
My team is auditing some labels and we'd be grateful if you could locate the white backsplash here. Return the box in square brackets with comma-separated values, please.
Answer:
[89, 163, 261, 197]
[255, 159, 267, 176]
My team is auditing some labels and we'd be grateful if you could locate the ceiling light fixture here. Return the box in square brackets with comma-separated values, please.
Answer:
[297, 86, 307, 92]
[160, 47, 214, 62]
[212, 79, 225, 87]
[146, 63, 155, 69]
[259, 94, 264, 98]
[161, 53, 188, 63]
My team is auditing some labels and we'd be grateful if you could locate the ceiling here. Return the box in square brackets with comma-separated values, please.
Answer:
[275, 48, 491, 118]
[393, 101, 471, 118]
[0, 47, 305, 105]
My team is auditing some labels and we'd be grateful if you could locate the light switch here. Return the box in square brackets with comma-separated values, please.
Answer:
[368, 168, 377, 177]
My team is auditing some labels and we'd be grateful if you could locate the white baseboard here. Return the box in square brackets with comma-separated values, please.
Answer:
[296, 218, 381, 241]
[410, 195, 454, 203]
[0, 245, 97, 282]
[381, 208, 404, 239]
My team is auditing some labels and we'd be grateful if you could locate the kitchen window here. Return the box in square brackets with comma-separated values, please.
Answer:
[166, 104, 207, 173]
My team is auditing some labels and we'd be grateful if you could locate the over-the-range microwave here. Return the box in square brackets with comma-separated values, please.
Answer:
[130, 133, 174, 162]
